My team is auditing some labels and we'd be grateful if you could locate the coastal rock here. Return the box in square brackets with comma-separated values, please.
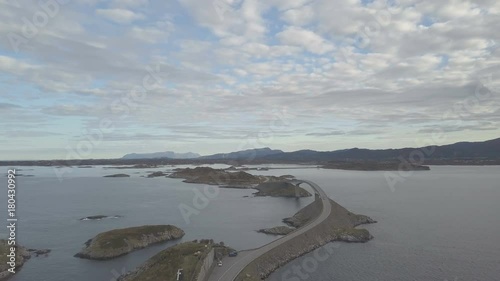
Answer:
[352, 214, 377, 226]
[146, 171, 168, 178]
[74, 225, 184, 260]
[253, 182, 311, 198]
[79, 215, 122, 221]
[27, 249, 51, 257]
[0, 240, 34, 280]
[169, 166, 287, 186]
[104, 174, 130, 178]
[337, 229, 373, 242]
[283, 196, 322, 228]
[257, 226, 295, 235]
[170, 167, 262, 185]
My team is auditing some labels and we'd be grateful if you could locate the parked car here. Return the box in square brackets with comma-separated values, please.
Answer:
[217, 261, 223, 267]
[229, 251, 238, 257]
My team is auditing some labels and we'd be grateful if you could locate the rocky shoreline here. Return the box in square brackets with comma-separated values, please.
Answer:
[257, 226, 295, 236]
[237, 197, 376, 280]
[74, 225, 184, 260]
[0, 240, 50, 280]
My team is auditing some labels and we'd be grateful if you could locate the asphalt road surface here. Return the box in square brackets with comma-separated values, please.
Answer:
[208, 180, 332, 281]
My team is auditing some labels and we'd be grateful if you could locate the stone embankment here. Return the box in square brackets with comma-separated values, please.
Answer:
[237, 197, 376, 280]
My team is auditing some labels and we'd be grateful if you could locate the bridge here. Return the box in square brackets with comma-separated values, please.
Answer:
[207, 179, 332, 281]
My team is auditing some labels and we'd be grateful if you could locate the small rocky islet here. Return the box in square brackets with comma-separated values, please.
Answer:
[323, 160, 430, 171]
[79, 215, 122, 221]
[146, 171, 168, 178]
[103, 174, 130, 178]
[74, 225, 185, 260]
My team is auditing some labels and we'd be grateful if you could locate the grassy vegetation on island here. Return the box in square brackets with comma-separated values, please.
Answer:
[75, 225, 185, 260]
[253, 182, 312, 197]
[119, 240, 234, 281]
[170, 167, 265, 185]
[170, 167, 303, 196]
[257, 226, 295, 235]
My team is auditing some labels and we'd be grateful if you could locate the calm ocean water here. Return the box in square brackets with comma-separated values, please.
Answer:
[1, 165, 499, 281]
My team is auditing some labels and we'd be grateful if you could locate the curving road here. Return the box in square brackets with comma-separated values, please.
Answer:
[208, 179, 332, 281]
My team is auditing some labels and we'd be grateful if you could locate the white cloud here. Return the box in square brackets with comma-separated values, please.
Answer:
[96, 8, 144, 23]
[277, 26, 334, 54]
[281, 5, 314, 26]
[129, 23, 172, 43]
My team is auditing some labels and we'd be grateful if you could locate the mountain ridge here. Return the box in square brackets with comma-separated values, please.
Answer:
[120, 138, 500, 161]
[122, 151, 200, 159]
[261, 137, 500, 162]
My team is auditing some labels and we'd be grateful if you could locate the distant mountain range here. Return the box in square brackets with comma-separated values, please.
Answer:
[122, 151, 200, 159]
[260, 137, 500, 162]
[120, 138, 500, 162]
[2, 138, 498, 166]
[199, 147, 284, 160]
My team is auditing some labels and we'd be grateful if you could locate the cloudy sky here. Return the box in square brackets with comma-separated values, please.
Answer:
[1, 0, 499, 160]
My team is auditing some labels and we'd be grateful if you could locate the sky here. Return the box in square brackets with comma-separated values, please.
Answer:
[0, 0, 499, 160]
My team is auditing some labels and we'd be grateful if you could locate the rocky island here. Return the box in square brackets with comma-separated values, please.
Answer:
[253, 182, 311, 197]
[171, 167, 311, 198]
[323, 160, 430, 171]
[170, 166, 266, 185]
[147, 171, 168, 178]
[118, 240, 234, 281]
[74, 225, 184, 260]
[79, 215, 122, 221]
[170, 167, 303, 190]
[0, 240, 50, 280]
[103, 174, 130, 177]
